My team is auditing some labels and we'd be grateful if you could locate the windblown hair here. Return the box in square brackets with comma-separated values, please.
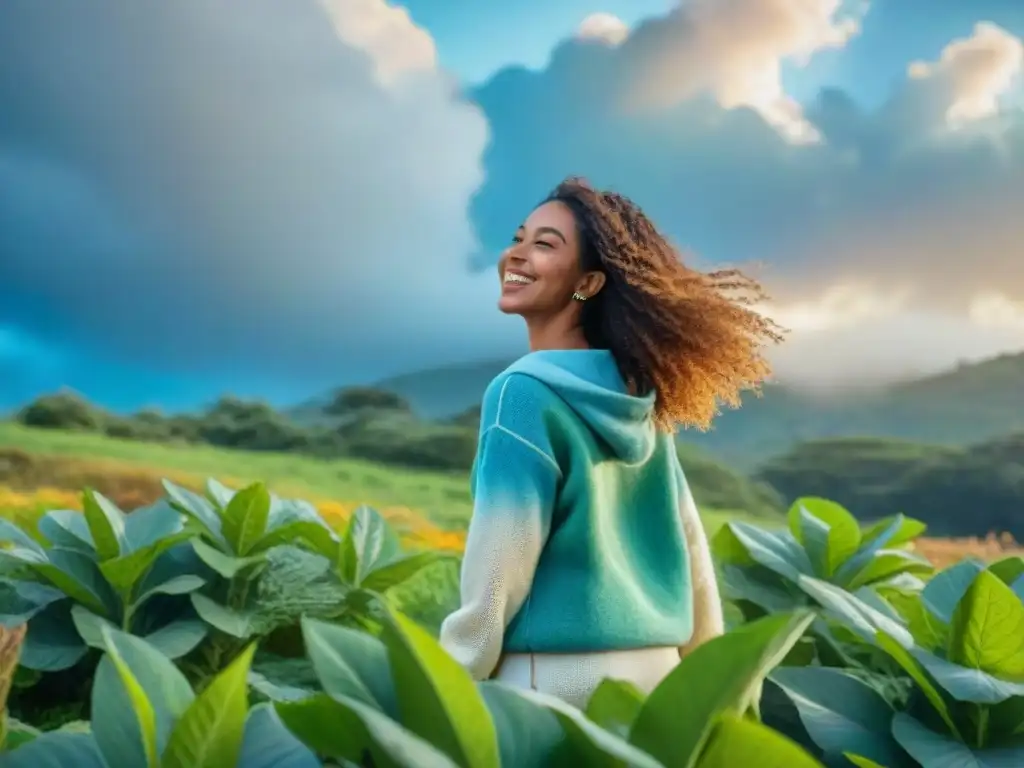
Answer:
[545, 177, 785, 432]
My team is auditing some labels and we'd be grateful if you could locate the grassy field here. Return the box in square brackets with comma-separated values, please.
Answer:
[0, 422, 760, 541]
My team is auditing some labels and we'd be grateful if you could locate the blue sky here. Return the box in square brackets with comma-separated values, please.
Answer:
[1, 0, 1023, 413]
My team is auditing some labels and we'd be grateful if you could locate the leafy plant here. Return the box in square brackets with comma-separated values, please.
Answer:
[768, 558, 1024, 766]
[1, 623, 319, 766]
[0, 492, 208, 672]
[257, 597, 825, 767]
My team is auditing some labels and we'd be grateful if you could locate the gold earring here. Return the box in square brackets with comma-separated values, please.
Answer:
[572, 291, 588, 302]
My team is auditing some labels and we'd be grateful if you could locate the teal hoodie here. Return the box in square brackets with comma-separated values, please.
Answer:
[439, 349, 715, 681]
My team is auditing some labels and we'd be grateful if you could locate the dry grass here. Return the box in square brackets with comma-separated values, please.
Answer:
[912, 532, 1023, 568]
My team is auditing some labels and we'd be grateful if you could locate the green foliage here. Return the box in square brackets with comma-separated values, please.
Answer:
[16, 392, 104, 432]
[766, 558, 1024, 767]
[714, 497, 931, 628]
[0, 491, 207, 672]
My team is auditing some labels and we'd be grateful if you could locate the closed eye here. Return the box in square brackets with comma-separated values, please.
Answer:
[535, 240, 554, 249]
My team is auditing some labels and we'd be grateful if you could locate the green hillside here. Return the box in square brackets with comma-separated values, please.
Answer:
[366, 351, 1024, 465]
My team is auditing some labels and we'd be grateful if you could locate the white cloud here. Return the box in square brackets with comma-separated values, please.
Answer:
[908, 21, 1023, 127]
[577, 13, 629, 46]
[625, 0, 865, 142]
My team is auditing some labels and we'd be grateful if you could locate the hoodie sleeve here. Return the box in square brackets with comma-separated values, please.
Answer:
[678, 471, 725, 657]
[439, 375, 561, 680]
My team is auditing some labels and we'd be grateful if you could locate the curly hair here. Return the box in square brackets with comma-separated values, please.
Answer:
[544, 176, 785, 432]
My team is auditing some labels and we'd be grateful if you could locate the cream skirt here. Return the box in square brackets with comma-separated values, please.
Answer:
[491, 646, 680, 710]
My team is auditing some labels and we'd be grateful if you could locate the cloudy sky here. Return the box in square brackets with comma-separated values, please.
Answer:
[1, 0, 1023, 412]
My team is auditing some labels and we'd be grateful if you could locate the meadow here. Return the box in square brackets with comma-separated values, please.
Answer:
[1, 421, 1023, 766]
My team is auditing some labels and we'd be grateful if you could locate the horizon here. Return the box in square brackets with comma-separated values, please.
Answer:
[2, 0, 1023, 412]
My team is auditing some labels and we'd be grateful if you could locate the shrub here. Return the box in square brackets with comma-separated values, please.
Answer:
[16, 392, 105, 432]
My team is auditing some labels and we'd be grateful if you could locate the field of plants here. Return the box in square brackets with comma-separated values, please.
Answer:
[1, 426, 1023, 766]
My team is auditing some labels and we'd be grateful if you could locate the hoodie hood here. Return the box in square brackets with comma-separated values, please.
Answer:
[505, 349, 657, 464]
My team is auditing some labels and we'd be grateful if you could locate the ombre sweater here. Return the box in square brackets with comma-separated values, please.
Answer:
[439, 349, 724, 680]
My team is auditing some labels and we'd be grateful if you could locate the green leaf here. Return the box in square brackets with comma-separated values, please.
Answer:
[237, 703, 321, 768]
[950, 569, 1024, 679]
[301, 616, 398, 715]
[630, 610, 816, 767]
[585, 679, 646, 739]
[719, 565, 806, 614]
[37, 511, 95, 555]
[362, 551, 442, 593]
[861, 515, 926, 548]
[923, 559, 986, 623]
[99, 532, 192, 593]
[796, 575, 915, 649]
[789, 498, 861, 579]
[844, 755, 888, 768]
[132, 574, 206, 609]
[221, 483, 271, 556]
[769, 666, 907, 767]
[163, 479, 226, 545]
[162, 643, 256, 768]
[28, 549, 112, 616]
[93, 625, 195, 758]
[834, 515, 913, 587]
[847, 550, 933, 590]
[477, 682, 564, 768]
[697, 712, 825, 768]
[989, 557, 1024, 588]
[892, 712, 1024, 768]
[884, 590, 947, 651]
[379, 606, 500, 768]
[205, 478, 237, 508]
[912, 647, 1024, 704]
[0, 579, 66, 625]
[0, 731, 107, 767]
[711, 524, 757, 566]
[340, 506, 401, 585]
[123, 500, 184, 549]
[0, 520, 45, 556]
[515, 687, 663, 767]
[81, 489, 128, 561]
[275, 692, 460, 767]
[19, 601, 89, 671]
[252, 520, 338, 557]
[191, 538, 265, 578]
[144, 620, 209, 659]
[93, 627, 163, 768]
[70, 604, 118, 650]
[725, 523, 814, 581]
[190, 594, 254, 639]
[875, 631, 961, 738]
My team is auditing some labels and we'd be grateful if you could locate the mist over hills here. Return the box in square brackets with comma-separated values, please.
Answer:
[357, 351, 1024, 466]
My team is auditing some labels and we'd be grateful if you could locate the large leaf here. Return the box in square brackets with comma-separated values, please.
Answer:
[363, 551, 443, 593]
[726, 523, 814, 581]
[36, 511, 95, 555]
[379, 607, 500, 768]
[892, 712, 1024, 768]
[237, 703, 321, 768]
[884, 590, 946, 650]
[24, 549, 112, 616]
[94, 626, 195, 757]
[719, 565, 806, 614]
[99, 532, 193, 593]
[515, 687, 664, 767]
[92, 629, 162, 768]
[834, 515, 911, 587]
[301, 616, 398, 715]
[922, 559, 986, 623]
[478, 682, 565, 767]
[789, 498, 861, 579]
[81, 490, 128, 561]
[162, 643, 255, 768]
[251, 520, 338, 557]
[989, 557, 1024, 588]
[797, 576, 914, 649]
[912, 647, 1024, 704]
[697, 712, 825, 768]
[949, 569, 1024, 679]
[769, 666, 908, 767]
[630, 610, 816, 767]
[221, 483, 271, 556]
[861, 515, 926, 548]
[162, 480, 226, 545]
[0, 520, 45, 556]
[132, 574, 206, 609]
[0, 579, 66, 625]
[20, 600, 89, 671]
[191, 539, 265, 579]
[875, 631, 961, 738]
[0, 731, 107, 767]
[275, 692, 460, 767]
[339, 506, 401, 585]
[847, 550, 933, 590]
[144, 619, 209, 659]
[190, 594, 254, 639]
[585, 679, 646, 740]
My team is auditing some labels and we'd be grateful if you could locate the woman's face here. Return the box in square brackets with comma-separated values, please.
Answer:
[498, 200, 592, 317]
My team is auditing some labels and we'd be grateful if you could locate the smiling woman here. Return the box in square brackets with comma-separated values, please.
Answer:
[441, 176, 785, 709]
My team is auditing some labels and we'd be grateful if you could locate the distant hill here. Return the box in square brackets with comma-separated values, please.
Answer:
[358, 351, 1024, 466]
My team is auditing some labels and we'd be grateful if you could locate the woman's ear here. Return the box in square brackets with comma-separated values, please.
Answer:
[576, 271, 606, 300]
